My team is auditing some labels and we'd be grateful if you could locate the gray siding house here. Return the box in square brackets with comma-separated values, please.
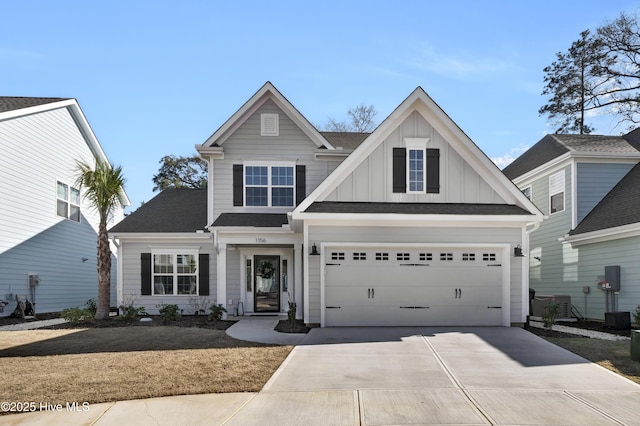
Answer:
[503, 132, 640, 320]
[0, 97, 129, 316]
[111, 82, 542, 327]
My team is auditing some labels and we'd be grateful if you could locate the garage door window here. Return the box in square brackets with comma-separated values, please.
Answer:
[440, 253, 453, 261]
[375, 253, 389, 261]
[419, 253, 433, 261]
[397, 253, 410, 261]
[462, 253, 476, 261]
[483, 253, 496, 261]
[331, 252, 345, 260]
[353, 252, 366, 260]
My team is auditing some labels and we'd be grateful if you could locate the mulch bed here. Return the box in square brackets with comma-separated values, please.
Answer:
[274, 319, 311, 333]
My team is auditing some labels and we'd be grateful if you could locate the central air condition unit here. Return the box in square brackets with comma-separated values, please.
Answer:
[531, 295, 572, 320]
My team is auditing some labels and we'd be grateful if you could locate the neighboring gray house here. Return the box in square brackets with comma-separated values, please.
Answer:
[503, 132, 640, 320]
[0, 97, 129, 316]
[110, 82, 542, 327]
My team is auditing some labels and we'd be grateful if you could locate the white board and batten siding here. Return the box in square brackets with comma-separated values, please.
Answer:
[307, 226, 524, 327]
[0, 107, 119, 315]
[212, 100, 343, 218]
[323, 111, 506, 205]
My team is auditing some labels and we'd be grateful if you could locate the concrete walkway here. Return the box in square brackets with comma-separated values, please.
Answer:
[225, 316, 307, 345]
[3, 324, 640, 425]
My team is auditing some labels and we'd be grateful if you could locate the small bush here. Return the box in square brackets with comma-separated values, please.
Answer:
[208, 304, 227, 321]
[85, 299, 97, 315]
[61, 307, 94, 324]
[119, 304, 147, 321]
[542, 303, 561, 329]
[157, 304, 182, 323]
[189, 296, 210, 316]
[287, 301, 297, 327]
[633, 305, 640, 328]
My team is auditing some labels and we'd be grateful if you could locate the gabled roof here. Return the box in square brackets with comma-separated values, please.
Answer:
[293, 86, 541, 220]
[199, 82, 334, 150]
[568, 162, 640, 235]
[109, 189, 206, 234]
[502, 133, 640, 180]
[0, 97, 69, 113]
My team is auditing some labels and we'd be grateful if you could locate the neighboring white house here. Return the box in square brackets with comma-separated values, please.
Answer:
[110, 82, 542, 327]
[503, 132, 640, 321]
[0, 97, 129, 316]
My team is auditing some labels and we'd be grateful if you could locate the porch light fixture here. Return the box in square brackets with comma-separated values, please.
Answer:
[514, 244, 526, 257]
[310, 243, 320, 256]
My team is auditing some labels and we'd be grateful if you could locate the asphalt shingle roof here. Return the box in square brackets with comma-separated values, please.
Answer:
[211, 213, 289, 227]
[0, 97, 68, 113]
[109, 189, 207, 233]
[320, 132, 370, 150]
[502, 133, 640, 180]
[305, 202, 532, 215]
[569, 162, 640, 235]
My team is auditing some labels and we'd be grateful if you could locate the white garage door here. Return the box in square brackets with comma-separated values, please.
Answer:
[324, 247, 504, 326]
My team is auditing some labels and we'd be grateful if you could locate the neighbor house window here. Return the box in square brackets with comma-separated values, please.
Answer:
[56, 181, 81, 222]
[152, 254, 198, 295]
[549, 171, 565, 214]
[245, 164, 294, 207]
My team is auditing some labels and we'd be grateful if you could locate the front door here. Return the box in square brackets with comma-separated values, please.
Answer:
[254, 255, 280, 312]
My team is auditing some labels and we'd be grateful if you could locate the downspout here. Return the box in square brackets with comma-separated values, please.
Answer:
[110, 236, 122, 312]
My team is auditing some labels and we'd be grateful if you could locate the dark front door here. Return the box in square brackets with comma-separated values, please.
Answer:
[254, 255, 280, 312]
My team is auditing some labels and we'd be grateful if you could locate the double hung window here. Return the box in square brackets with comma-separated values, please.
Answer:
[245, 164, 294, 207]
[57, 181, 81, 222]
[152, 253, 198, 295]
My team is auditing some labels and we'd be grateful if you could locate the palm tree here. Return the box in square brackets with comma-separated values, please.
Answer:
[75, 158, 126, 320]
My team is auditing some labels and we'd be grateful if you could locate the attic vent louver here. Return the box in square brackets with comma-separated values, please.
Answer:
[261, 113, 279, 136]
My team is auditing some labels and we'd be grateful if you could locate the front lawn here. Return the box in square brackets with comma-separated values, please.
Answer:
[0, 327, 292, 411]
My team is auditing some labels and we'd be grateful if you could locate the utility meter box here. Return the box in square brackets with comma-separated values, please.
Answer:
[28, 273, 40, 288]
[604, 265, 621, 291]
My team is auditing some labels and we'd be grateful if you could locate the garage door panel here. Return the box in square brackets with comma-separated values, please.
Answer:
[323, 246, 505, 327]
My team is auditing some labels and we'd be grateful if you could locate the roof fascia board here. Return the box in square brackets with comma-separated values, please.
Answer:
[109, 232, 213, 240]
[298, 216, 534, 229]
[0, 98, 74, 122]
[195, 145, 224, 159]
[512, 153, 572, 186]
[561, 223, 640, 247]
[202, 82, 333, 150]
[292, 211, 537, 223]
[209, 226, 293, 234]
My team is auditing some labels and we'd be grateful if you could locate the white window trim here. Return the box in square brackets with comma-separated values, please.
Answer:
[56, 180, 81, 223]
[405, 139, 428, 194]
[549, 170, 565, 215]
[261, 113, 279, 136]
[151, 250, 199, 296]
[243, 162, 296, 207]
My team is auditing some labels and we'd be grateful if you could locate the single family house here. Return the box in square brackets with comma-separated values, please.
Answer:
[0, 97, 129, 316]
[110, 82, 542, 327]
[503, 132, 640, 321]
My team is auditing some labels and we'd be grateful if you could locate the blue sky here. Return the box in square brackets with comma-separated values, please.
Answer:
[3, 1, 639, 211]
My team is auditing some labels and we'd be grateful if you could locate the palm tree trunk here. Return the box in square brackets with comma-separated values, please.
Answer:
[96, 220, 112, 320]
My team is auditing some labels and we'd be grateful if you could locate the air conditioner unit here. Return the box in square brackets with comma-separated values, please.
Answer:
[531, 295, 572, 319]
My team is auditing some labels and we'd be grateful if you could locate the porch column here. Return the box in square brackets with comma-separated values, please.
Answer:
[294, 243, 303, 319]
[217, 243, 227, 320]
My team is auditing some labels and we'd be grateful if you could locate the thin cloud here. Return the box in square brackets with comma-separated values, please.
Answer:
[491, 144, 530, 169]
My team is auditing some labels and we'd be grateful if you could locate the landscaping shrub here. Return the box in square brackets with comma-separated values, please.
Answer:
[61, 307, 94, 324]
[157, 304, 182, 323]
[208, 304, 227, 321]
[85, 298, 97, 316]
[542, 303, 561, 329]
[633, 305, 640, 328]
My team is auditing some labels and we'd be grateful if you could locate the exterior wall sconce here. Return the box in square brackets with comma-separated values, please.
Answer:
[82, 257, 89, 262]
[310, 243, 320, 256]
[514, 244, 526, 257]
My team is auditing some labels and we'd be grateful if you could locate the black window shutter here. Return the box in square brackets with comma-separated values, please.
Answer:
[296, 165, 306, 206]
[141, 253, 151, 295]
[199, 253, 209, 296]
[233, 164, 243, 206]
[426, 148, 440, 194]
[392, 148, 406, 193]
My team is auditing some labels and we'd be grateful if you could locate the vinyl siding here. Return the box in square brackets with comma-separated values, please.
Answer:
[0, 107, 122, 315]
[119, 241, 217, 315]
[307, 225, 523, 325]
[576, 162, 634, 224]
[212, 100, 342, 218]
[528, 166, 577, 302]
[323, 111, 506, 204]
[573, 237, 640, 319]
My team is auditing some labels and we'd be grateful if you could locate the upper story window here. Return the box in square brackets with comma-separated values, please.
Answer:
[57, 181, 81, 222]
[261, 113, 279, 136]
[245, 164, 294, 207]
[405, 139, 428, 194]
[549, 170, 565, 214]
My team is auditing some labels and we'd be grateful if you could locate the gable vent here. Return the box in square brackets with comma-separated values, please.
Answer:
[261, 113, 279, 136]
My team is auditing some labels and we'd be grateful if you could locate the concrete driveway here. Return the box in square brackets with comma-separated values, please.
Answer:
[227, 326, 640, 425]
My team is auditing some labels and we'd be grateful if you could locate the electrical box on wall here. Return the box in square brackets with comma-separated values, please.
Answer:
[582, 286, 590, 294]
[28, 273, 40, 288]
[605, 265, 621, 291]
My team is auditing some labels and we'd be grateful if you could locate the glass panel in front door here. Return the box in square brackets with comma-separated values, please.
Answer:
[254, 255, 280, 312]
